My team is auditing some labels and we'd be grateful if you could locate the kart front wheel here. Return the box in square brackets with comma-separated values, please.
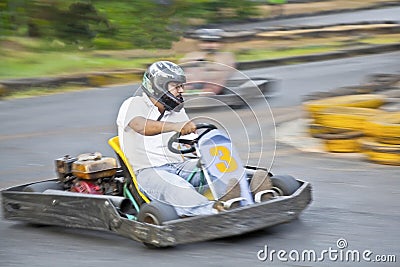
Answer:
[271, 175, 301, 196]
[137, 201, 179, 248]
[138, 201, 179, 224]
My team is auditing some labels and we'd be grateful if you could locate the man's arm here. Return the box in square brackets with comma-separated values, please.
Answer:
[129, 116, 196, 136]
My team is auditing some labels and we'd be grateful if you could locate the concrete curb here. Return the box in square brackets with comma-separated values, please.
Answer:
[204, 1, 400, 29]
[237, 43, 400, 70]
[189, 21, 400, 42]
[278, 1, 400, 20]
[0, 69, 144, 94]
[303, 73, 400, 102]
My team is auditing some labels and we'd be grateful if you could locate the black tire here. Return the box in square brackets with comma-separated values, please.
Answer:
[137, 201, 179, 248]
[138, 201, 179, 225]
[270, 175, 301, 196]
[23, 181, 64, 193]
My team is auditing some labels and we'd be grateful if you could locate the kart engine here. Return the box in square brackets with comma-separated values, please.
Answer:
[55, 153, 123, 196]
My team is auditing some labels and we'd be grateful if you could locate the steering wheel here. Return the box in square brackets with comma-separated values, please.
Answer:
[168, 123, 217, 154]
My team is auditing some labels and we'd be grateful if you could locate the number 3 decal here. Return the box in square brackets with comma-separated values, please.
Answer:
[209, 146, 238, 173]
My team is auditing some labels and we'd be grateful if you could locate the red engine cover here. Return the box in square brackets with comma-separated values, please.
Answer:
[70, 180, 103, 194]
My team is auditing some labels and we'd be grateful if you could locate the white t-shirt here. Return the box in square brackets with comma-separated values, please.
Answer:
[116, 93, 189, 171]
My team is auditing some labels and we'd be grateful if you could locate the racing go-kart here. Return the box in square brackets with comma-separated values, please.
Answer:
[180, 61, 278, 109]
[180, 29, 278, 109]
[1, 123, 312, 248]
[182, 78, 278, 109]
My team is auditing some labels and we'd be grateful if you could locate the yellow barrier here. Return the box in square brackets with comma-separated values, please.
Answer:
[88, 71, 143, 87]
[314, 106, 385, 131]
[365, 112, 400, 138]
[304, 94, 385, 119]
[314, 131, 363, 153]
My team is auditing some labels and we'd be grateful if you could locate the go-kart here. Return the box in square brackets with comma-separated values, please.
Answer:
[180, 60, 278, 109]
[182, 78, 278, 109]
[1, 123, 312, 248]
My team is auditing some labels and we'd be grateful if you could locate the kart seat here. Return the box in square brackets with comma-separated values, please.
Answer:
[108, 137, 214, 203]
[108, 136, 150, 206]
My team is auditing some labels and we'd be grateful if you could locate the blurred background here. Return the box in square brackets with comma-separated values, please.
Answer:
[0, 0, 261, 81]
[1, 0, 398, 87]
[1, 1, 399, 266]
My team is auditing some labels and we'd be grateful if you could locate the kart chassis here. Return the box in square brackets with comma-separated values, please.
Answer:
[2, 177, 311, 247]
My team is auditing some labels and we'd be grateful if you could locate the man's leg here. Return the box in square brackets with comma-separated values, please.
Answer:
[174, 160, 229, 197]
[136, 166, 215, 216]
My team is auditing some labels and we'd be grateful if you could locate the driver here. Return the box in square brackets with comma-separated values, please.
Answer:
[117, 61, 240, 216]
[179, 28, 235, 95]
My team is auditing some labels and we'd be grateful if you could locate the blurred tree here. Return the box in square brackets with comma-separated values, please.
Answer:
[93, 0, 179, 49]
[1, 0, 112, 41]
[55, 2, 113, 43]
[0, 0, 26, 35]
[0, 0, 258, 49]
[171, 0, 259, 24]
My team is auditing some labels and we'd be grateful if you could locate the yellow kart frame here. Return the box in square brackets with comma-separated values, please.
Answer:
[108, 136, 150, 206]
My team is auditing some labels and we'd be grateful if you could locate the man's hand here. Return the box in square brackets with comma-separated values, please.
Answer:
[174, 121, 196, 135]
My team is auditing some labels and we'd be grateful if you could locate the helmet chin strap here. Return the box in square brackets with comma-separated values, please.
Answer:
[148, 92, 183, 113]
[159, 93, 184, 112]
[156, 110, 165, 121]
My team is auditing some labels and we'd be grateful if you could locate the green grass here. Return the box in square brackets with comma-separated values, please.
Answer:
[236, 45, 338, 61]
[0, 45, 339, 80]
[0, 51, 156, 79]
[361, 35, 400, 45]
[1, 34, 399, 81]
[2, 85, 92, 99]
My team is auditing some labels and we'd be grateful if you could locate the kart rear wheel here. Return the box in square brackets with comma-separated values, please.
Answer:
[23, 181, 64, 193]
[137, 201, 179, 248]
[271, 175, 301, 196]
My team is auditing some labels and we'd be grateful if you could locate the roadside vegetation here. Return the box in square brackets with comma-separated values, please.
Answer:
[0, 0, 399, 99]
[2, 33, 399, 81]
[1, 0, 256, 80]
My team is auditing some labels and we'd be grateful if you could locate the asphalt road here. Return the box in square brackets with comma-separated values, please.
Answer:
[1, 50, 399, 266]
[220, 6, 400, 31]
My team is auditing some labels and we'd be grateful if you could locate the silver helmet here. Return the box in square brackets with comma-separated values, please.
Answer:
[141, 61, 186, 111]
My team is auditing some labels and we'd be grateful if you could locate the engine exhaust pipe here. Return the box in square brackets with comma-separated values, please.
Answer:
[43, 189, 132, 213]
